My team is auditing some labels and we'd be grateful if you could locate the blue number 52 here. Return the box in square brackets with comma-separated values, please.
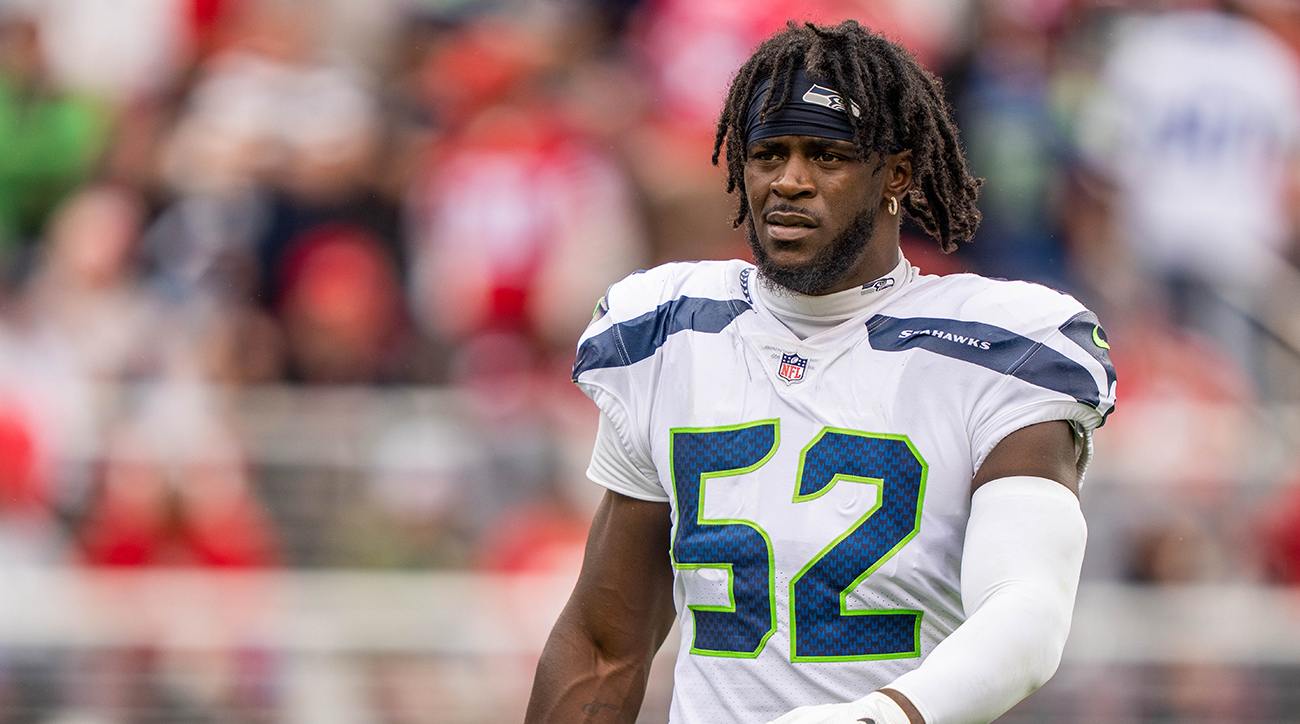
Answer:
[670, 420, 928, 661]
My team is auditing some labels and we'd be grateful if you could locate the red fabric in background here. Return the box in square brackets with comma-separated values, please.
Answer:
[188, 0, 240, 56]
[80, 491, 279, 568]
[0, 407, 44, 511]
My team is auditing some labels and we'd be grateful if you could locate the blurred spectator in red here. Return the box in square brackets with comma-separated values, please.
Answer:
[400, 18, 643, 529]
[0, 259, 95, 568]
[78, 380, 278, 567]
[1258, 472, 1300, 584]
[0, 406, 46, 514]
[0, 401, 64, 566]
[0, 12, 110, 265]
[72, 362, 280, 722]
[277, 226, 406, 384]
[187, 0, 243, 60]
[407, 19, 647, 362]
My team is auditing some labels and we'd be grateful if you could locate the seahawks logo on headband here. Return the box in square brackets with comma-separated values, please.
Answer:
[744, 69, 862, 144]
[802, 84, 861, 118]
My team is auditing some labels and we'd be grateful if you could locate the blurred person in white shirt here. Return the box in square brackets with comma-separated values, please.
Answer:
[1077, 0, 1300, 390]
[27, 184, 161, 381]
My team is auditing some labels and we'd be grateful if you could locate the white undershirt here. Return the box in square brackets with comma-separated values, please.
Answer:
[753, 254, 913, 339]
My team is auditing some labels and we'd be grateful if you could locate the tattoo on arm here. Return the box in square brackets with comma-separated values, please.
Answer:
[580, 700, 621, 721]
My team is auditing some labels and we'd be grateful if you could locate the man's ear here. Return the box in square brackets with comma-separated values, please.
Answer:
[885, 150, 914, 197]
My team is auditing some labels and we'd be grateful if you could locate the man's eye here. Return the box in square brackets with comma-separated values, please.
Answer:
[816, 153, 845, 163]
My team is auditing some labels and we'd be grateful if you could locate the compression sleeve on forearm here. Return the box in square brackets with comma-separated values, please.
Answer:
[886, 476, 1087, 724]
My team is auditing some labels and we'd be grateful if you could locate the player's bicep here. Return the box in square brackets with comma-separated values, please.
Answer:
[971, 420, 1080, 497]
[562, 490, 676, 657]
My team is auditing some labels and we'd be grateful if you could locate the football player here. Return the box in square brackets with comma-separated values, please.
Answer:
[526, 19, 1115, 724]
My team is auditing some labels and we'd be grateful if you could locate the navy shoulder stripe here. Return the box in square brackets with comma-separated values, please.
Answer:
[866, 314, 1108, 415]
[1057, 310, 1116, 395]
[573, 296, 751, 380]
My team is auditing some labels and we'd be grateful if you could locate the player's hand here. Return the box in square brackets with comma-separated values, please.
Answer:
[766, 692, 911, 724]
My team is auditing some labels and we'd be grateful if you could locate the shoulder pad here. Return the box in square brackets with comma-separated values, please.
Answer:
[873, 276, 1117, 424]
[572, 261, 753, 380]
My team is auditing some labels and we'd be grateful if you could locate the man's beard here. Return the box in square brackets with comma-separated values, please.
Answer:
[746, 205, 877, 296]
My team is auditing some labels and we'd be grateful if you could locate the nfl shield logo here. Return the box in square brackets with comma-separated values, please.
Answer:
[778, 352, 808, 383]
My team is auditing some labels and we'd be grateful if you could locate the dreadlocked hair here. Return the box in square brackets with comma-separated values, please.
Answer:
[712, 19, 982, 252]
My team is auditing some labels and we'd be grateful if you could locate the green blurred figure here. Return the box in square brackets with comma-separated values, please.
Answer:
[0, 15, 109, 259]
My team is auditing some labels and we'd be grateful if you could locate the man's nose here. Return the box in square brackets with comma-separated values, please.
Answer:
[771, 157, 815, 198]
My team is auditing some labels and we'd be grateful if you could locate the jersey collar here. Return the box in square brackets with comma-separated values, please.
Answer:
[752, 253, 914, 338]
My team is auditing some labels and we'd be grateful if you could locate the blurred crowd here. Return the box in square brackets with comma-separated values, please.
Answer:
[3, 0, 1300, 585]
[1, 0, 1300, 720]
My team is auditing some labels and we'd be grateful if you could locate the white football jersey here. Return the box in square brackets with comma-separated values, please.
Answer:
[572, 258, 1115, 724]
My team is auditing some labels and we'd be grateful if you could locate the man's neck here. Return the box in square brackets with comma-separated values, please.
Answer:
[754, 253, 910, 339]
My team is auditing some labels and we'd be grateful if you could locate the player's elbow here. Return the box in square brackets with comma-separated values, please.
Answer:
[999, 585, 1074, 691]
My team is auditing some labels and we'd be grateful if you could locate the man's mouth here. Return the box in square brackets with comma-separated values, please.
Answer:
[764, 210, 819, 228]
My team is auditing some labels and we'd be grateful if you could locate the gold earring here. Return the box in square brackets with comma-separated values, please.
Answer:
[888, 196, 899, 215]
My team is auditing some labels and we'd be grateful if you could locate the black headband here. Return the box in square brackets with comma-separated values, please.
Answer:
[744, 68, 861, 145]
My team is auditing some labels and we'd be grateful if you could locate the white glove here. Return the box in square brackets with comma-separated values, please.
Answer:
[767, 692, 912, 724]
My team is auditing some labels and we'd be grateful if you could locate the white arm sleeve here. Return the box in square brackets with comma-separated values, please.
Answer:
[886, 476, 1087, 724]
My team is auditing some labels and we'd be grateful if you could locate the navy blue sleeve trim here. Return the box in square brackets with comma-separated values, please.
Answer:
[573, 296, 752, 380]
[866, 314, 1109, 418]
[1057, 310, 1117, 395]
